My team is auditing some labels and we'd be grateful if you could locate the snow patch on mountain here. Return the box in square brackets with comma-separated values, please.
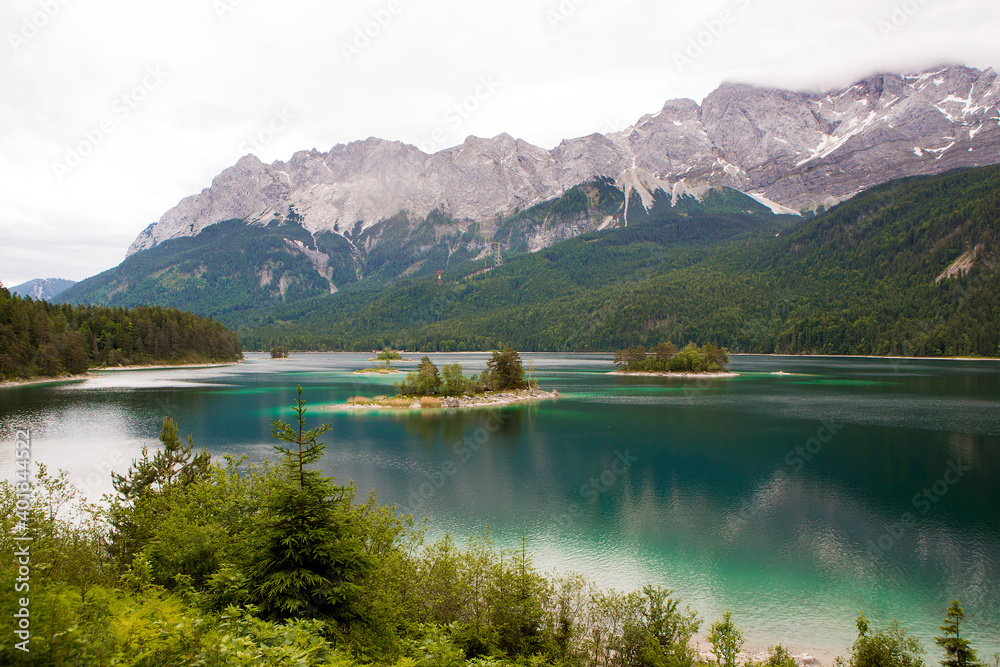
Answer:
[128, 65, 1000, 258]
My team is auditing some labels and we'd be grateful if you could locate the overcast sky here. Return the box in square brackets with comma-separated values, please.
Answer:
[1, 0, 998, 287]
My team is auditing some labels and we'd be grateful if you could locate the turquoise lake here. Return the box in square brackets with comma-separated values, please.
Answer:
[1, 353, 998, 660]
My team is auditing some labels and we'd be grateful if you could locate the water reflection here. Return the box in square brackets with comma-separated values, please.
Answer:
[1, 354, 998, 660]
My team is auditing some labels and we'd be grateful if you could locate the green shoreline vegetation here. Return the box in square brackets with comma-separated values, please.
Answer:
[354, 348, 407, 375]
[2, 387, 995, 666]
[613, 342, 731, 374]
[0, 286, 243, 382]
[348, 348, 540, 408]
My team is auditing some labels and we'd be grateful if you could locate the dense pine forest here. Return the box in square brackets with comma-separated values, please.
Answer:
[1, 391, 994, 666]
[239, 166, 999, 356]
[0, 286, 243, 381]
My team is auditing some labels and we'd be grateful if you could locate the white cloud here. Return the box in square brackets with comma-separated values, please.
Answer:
[2, 0, 999, 285]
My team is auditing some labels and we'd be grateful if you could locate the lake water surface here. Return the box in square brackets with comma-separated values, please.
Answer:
[2, 353, 998, 661]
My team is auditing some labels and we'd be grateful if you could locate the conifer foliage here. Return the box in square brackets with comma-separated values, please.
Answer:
[0, 285, 243, 380]
[246, 386, 371, 622]
[936, 600, 978, 667]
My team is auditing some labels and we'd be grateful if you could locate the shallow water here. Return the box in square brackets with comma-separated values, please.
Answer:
[2, 353, 998, 661]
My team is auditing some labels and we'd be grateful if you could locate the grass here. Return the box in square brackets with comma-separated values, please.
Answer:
[383, 397, 413, 408]
[419, 397, 443, 409]
[347, 396, 373, 405]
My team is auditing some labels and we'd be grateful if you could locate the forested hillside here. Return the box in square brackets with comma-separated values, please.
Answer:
[242, 166, 1000, 357]
[56, 180, 793, 327]
[0, 286, 243, 380]
[54, 214, 350, 320]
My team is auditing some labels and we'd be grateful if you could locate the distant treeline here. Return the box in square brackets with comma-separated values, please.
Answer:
[0, 286, 243, 380]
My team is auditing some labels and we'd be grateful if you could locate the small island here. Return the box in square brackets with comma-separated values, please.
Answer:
[270, 344, 290, 359]
[337, 348, 558, 410]
[354, 347, 407, 374]
[365, 347, 414, 362]
[609, 342, 737, 377]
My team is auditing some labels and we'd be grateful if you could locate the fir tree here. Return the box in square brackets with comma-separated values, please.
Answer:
[486, 347, 525, 391]
[247, 386, 372, 622]
[936, 600, 978, 667]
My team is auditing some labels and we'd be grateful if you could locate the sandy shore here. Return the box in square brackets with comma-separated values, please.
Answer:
[2, 361, 241, 389]
[330, 387, 559, 411]
[0, 374, 93, 389]
[608, 371, 738, 378]
[91, 361, 241, 371]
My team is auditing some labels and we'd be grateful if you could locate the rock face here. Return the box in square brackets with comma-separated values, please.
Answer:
[129, 65, 1000, 256]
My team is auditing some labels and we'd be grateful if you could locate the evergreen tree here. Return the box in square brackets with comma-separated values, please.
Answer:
[486, 347, 525, 391]
[108, 418, 211, 570]
[112, 418, 211, 499]
[246, 386, 372, 621]
[415, 355, 442, 395]
[936, 600, 978, 667]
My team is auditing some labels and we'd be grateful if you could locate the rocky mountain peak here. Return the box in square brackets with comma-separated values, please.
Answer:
[127, 65, 1000, 257]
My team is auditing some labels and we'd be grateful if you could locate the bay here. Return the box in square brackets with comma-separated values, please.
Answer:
[1, 353, 998, 661]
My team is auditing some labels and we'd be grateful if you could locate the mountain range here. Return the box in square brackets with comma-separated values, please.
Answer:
[126, 65, 999, 260]
[54, 65, 1000, 356]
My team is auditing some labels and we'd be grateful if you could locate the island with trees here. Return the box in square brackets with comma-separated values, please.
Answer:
[354, 347, 408, 375]
[612, 341, 736, 377]
[343, 348, 557, 409]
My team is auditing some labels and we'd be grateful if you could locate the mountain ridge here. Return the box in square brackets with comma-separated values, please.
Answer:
[237, 164, 1000, 357]
[128, 65, 1000, 258]
[9, 278, 77, 300]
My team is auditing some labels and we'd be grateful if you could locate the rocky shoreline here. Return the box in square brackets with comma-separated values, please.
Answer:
[607, 371, 738, 378]
[332, 387, 559, 411]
